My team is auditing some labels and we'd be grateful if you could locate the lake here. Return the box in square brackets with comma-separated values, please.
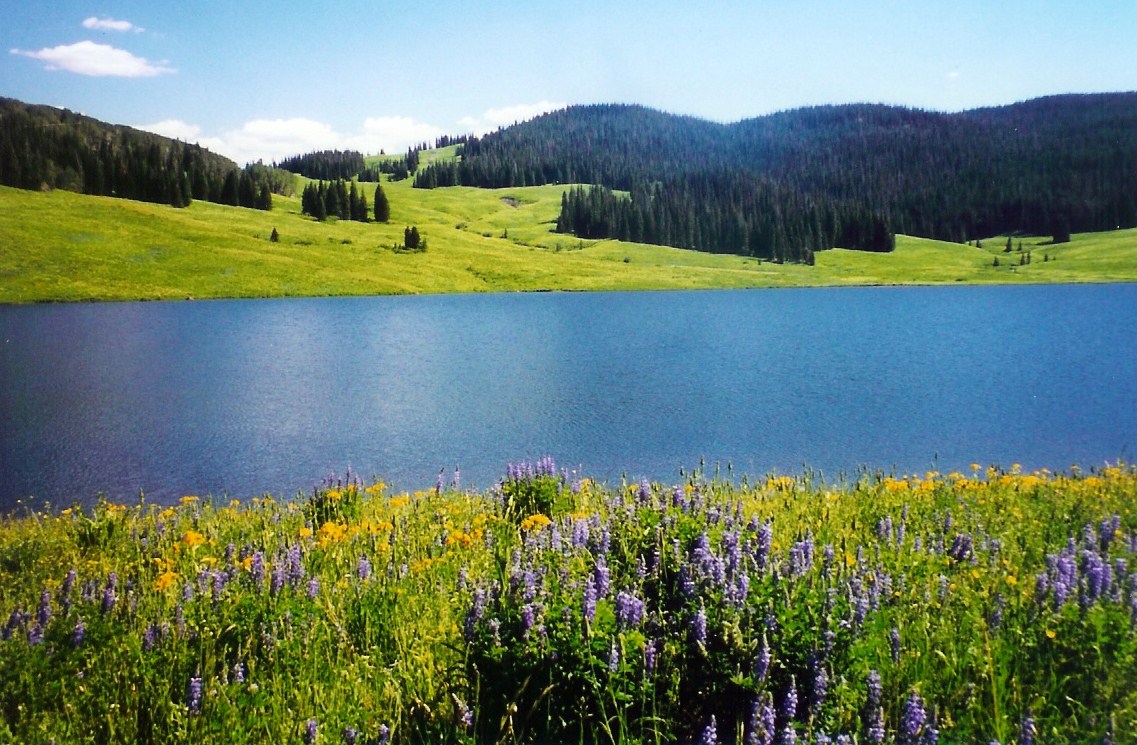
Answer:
[2, 285, 1135, 509]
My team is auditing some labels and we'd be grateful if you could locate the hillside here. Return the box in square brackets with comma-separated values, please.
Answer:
[416, 95, 1137, 260]
[0, 97, 289, 211]
[3, 176, 1136, 304]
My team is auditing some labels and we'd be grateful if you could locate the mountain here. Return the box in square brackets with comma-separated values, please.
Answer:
[415, 94, 1137, 262]
[0, 97, 287, 210]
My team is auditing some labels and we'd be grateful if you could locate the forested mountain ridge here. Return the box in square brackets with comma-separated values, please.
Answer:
[0, 97, 289, 210]
[415, 94, 1137, 262]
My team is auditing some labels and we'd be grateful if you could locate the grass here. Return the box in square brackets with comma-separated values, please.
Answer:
[2, 173, 1136, 303]
[0, 460, 1134, 743]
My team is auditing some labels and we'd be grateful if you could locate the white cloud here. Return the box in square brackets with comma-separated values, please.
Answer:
[353, 116, 445, 153]
[457, 100, 566, 134]
[82, 17, 144, 33]
[11, 41, 174, 77]
[135, 104, 564, 166]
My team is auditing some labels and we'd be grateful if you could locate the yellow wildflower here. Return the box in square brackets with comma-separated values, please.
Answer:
[299, 526, 314, 539]
[154, 570, 181, 592]
[1045, 629, 1057, 639]
[520, 513, 553, 532]
[180, 495, 199, 505]
[180, 530, 206, 549]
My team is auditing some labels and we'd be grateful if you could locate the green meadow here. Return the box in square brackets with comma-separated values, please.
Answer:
[0, 462, 1134, 743]
[2, 164, 1136, 303]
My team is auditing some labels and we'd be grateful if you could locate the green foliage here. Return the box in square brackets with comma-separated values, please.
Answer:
[0, 463, 1135, 742]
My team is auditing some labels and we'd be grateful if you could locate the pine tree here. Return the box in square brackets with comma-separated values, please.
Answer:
[374, 183, 390, 222]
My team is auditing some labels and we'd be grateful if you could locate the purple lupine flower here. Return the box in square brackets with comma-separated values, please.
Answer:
[142, 623, 158, 651]
[270, 564, 285, 596]
[307, 578, 320, 600]
[232, 661, 246, 683]
[608, 642, 620, 673]
[377, 724, 391, 744]
[186, 675, 203, 715]
[464, 588, 487, 640]
[250, 551, 266, 587]
[61, 569, 76, 615]
[948, 533, 972, 562]
[701, 715, 718, 745]
[582, 581, 597, 624]
[26, 623, 44, 646]
[615, 591, 645, 630]
[863, 670, 885, 744]
[357, 555, 372, 582]
[691, 607, 708, 645]
[637, 478, 652, 504]
[900, 690, 927, 745]
[890, 628, 901, 664]
[572, 518, 589, 549]
[876, 516, 893, 545]
[520, 603, 537, 635]
[72, 618, 85, 647]
[452, 465, 461, 491]
[343, 726, 358, 745]
[778, 723, 798, 745]
[36, 589, 52, 628]
[644, 638, 657, 673]
[755, 633, 771, 682]
[780, 677, 798, 725]
[304, 718, 318, 745]
[811, 663, 828, 715]
[182, 580, 195, 604]
[286, 544, 305, 586]
[747, 694, 776, 745]
[212, 571, 227, 606]
[755, 521, 773, 570]
[1019, 712, 1036, 745]
[593, 557, 610, 597]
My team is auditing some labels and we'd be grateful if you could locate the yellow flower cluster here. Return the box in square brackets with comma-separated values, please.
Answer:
[520, 513, 552, 532]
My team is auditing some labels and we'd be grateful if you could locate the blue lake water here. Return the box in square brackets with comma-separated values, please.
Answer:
[2, 285, 1136, 509]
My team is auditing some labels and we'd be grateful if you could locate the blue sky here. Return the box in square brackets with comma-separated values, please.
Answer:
[3, 1, 1134, 165]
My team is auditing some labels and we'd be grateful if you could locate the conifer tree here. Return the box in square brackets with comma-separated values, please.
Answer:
[374, 183, 390, 222]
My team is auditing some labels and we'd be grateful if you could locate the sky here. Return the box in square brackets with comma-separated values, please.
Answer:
[3, 1, 1134, 165]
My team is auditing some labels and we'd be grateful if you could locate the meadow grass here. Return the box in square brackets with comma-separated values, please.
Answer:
[1, 460, 1134, 743]
[2, 178, 1135, 303]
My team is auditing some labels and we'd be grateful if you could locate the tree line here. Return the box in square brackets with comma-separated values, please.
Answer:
[300, 179, 389, 223]
[411, 95, 1137, 259]
[0, 97, 286, 211]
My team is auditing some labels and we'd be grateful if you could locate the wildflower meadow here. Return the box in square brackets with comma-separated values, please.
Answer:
[0, 459, 1134, 743]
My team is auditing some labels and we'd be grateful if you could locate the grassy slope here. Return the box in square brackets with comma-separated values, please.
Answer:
[2, 162, 1136, 302]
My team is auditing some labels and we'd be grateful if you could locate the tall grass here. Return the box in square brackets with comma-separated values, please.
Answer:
[0, 460, 1134, 743]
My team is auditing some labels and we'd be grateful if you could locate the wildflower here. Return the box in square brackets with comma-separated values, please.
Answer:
[643, 638, 657, 673]
[232, 661, 246, 683]
[307, 578, 320, 600]
[154, 570, 180, 592]
[701, 715, 718, 745]
[181, 529, 206, 549]
[270, 565, 285, 596]
[376, 724, 391, 744]
[811, 663, 828, 715]
[748, 693, 777, 745]
[72, 618, 85, 647]
[186, 675, 203, 715]
[582, 580, 598, 624]
[1019, 711, 1036, 745]
[754, 632, 771, 682]
[304, 718, 318, 745]
[900, 690, 927, 745]
[593, 556, 610, 597]
[36, 589, 52, 628]
[357, 554, 372, 582]
[26, 624, 44, 646]
[608, 641, 620, 673]
[343, 727, 358, 745]
[692, 607, 708, 646]
[614, 590, 645, 630]
[855, 669, 884, 742]
[780, 676, 798, 725]
[890, 627, 901, 664]
[464, 588, 487, 640]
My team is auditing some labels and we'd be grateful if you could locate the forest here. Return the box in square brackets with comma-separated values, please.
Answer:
[414, 94, 1137, 261]
[0, 98, 288, 211]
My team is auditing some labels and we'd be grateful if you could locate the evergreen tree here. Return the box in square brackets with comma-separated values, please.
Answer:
[374, 184, 390, 222]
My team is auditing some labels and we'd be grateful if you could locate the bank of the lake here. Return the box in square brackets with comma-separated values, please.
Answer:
[3, 183, 1137, 304]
